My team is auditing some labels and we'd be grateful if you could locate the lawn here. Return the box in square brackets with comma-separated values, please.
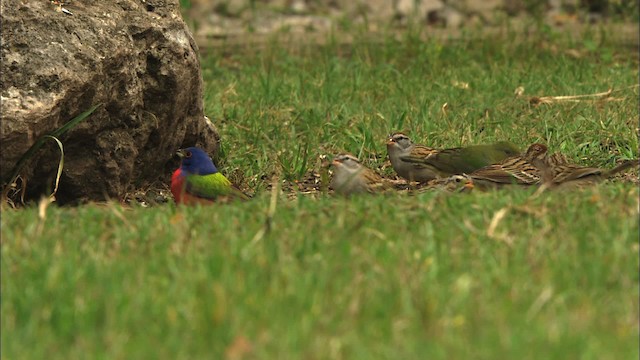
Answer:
[2, 23, 639, 359]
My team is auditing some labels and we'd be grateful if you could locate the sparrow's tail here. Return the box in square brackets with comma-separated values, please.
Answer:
[606, 159, 639, 177]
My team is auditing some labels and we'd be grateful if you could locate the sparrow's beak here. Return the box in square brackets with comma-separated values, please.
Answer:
[331, 159, 342, 166]
[386, 139, 396, 146]
[176, 149, 186, 158]
[461, 180, 474, 192]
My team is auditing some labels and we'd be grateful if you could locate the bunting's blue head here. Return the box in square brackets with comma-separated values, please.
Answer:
[177, 147, 218, 175]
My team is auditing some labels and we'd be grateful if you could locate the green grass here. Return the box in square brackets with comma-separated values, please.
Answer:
[203, 29, 638, 183]
[2, 25, 639, 359]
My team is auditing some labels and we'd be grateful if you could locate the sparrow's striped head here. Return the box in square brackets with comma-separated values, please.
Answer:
[177, 147, 218, 175]
[332, 153, 362, 171]
[446, 174, 474, 191]
[524, 143, 548, 162]
[387, 132, 413, 150]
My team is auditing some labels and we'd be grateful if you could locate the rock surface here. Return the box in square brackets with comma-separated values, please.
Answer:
[1, 0, 218, 204]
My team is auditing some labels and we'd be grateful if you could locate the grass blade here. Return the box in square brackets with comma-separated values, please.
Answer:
[42, 135, 64, 198]
[2, 103, 102, 198]
[2, 103, 102, 203]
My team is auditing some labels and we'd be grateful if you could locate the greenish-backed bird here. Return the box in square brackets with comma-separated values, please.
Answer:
[387, 132, 521, 182]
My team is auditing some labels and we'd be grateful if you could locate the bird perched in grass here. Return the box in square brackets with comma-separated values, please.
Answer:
[171, 147, 250, 204]
[531, 153, 639, 190]
[459, 143, 549, 191]
[424, 175, 476, 193]
[386, 132, 521, 182]
[386, 133, 439, 182]
[330, 153, 389, 195]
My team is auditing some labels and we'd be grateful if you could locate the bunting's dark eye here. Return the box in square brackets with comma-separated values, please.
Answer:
[185, 151, 192, 158]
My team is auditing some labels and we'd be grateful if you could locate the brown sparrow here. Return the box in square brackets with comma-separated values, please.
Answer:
[532, 153, 638, 189]
[462, 143, 549, 191]
[330, 153, 389, 195]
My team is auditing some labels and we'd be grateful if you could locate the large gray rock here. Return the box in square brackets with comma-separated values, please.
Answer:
[1, 0, 218, 204]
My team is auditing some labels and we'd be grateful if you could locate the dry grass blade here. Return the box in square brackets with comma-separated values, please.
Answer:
[531, 183, 550, 198]
[3, 135, 65, 205]
[1, 103, 102, 204]
[486, 206, 512, 245]
[244, 175, 280, 256]
[529, 87, 634, 105]
[526, 287, 554, 322]
[35, 195, 56, 235]
[44, 135, 64, 198]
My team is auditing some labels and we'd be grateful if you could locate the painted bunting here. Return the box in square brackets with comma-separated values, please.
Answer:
[171, 147, 249, 204]
[387, 132, 521, 182]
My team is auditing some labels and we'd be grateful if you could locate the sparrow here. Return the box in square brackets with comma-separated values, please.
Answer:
[426, 174, 475, 193]
[461, 143, 549, 191]
[330, 153, 389, 195]
[532, 153, 639, 189]
[386, 133, 439, 182]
